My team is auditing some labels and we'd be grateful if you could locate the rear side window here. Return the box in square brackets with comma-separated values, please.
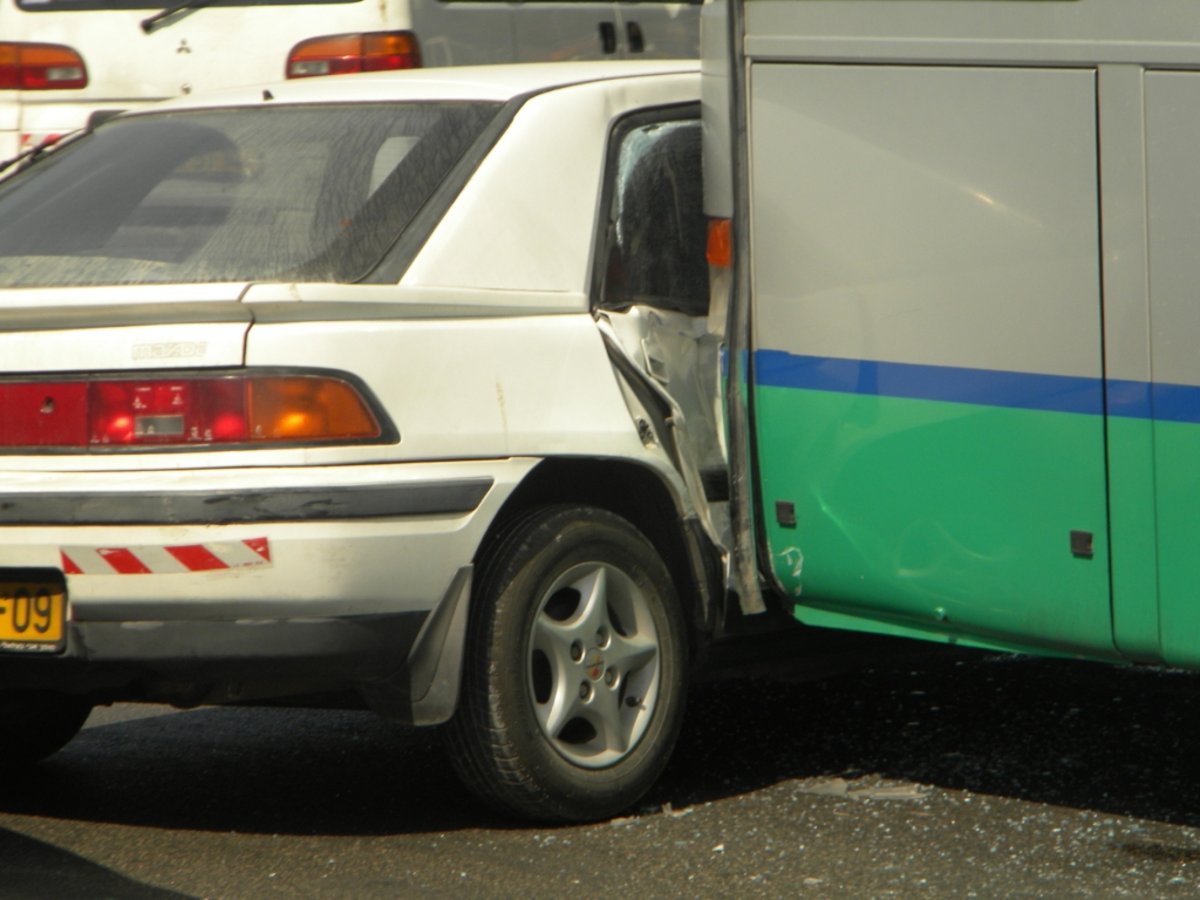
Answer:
[599, 114, 707, 315]
[0, 101, 501, 287]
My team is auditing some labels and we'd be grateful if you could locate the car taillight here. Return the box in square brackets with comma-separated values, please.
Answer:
[0, 42, 88, 91]
[285, 31, 422, 79]
[0, 373, 384, 449]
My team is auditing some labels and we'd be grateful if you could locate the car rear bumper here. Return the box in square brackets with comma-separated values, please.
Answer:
[0, 609, 425, 692]
[0, 459, 526, 611]
[0, 573, 470, 725]
[0, 459, 532, 722]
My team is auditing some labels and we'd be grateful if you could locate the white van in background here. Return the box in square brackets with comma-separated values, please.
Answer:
[0, 0, 699, 159]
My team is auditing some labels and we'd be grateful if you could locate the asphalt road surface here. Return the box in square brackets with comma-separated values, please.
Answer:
[1, 648, 1199, 898]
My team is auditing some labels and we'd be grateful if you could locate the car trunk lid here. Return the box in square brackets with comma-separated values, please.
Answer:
[0, 290, 250, 374]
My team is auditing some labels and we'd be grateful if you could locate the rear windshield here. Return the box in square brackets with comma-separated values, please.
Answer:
[0, 101, 500, 287]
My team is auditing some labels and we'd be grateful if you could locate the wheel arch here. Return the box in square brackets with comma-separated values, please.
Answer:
[475, 457, 723, 658]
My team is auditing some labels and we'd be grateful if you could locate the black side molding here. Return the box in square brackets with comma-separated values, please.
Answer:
[0, 479, 493, 526]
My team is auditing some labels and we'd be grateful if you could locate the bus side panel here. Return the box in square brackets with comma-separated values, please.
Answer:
[1142, 73, 1200, 669]
[1096, 65, 1160, 662]
[748, 64, 1116, 656]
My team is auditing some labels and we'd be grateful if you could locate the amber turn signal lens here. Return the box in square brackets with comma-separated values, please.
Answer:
[706, 217, 733, 268]
[249, 377, 381, 440]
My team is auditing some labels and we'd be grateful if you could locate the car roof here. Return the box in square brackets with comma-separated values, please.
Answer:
[136, 60, 700, 114]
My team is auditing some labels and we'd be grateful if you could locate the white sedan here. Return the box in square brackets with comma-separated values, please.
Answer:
[0, 61, 727, 821]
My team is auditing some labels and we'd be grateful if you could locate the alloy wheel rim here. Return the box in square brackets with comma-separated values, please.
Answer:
[525, 561, 661, 769]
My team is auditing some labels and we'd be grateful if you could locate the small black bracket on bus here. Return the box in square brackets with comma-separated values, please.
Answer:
[1070, 530, 1094, 559]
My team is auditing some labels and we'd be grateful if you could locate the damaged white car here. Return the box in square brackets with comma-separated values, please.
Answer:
[0, 61, 733, 821]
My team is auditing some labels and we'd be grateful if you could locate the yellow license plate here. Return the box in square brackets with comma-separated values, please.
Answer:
[0, 574, 66, 652]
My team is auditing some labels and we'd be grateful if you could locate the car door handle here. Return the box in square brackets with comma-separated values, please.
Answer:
[626, 21, 645, 53]
[599, 21, 617, 55]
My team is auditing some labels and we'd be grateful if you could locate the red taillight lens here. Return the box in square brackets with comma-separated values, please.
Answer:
[0, 373, 383, 449]
[0, 42, 88, 91]
[90, 378, 248, 445]
[285, 31, 422, 79]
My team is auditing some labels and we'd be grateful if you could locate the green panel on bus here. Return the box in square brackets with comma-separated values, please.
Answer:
[754, 379, 1116, 658]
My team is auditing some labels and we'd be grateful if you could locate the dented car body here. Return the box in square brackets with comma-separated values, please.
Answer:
[0, 61, 735, 821]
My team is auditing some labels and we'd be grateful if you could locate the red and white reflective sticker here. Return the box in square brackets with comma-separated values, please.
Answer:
[61, 538, 271, 575]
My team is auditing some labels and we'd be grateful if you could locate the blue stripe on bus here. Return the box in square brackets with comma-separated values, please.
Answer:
[1145, 383, 1200, 423]
[754, 351, 1200, 423]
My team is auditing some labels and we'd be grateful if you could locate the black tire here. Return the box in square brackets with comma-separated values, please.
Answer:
[447, 505, 688, 822]
[0, 691, 92, 765]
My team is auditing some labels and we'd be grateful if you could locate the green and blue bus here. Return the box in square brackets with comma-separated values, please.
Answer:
[703, 0, 1200, 668]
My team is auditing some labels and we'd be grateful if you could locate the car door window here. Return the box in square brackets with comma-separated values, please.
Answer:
[599, 113, 707, 315]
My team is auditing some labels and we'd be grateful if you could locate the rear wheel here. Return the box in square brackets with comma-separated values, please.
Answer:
[448, 505, 687, 822]
[0, 691, 92, 764]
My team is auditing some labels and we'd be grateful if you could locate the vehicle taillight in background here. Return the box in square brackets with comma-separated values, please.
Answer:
[285, 32, 422, 79]
[0, 373, 386, 449]
[0, 42, 88, 91]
